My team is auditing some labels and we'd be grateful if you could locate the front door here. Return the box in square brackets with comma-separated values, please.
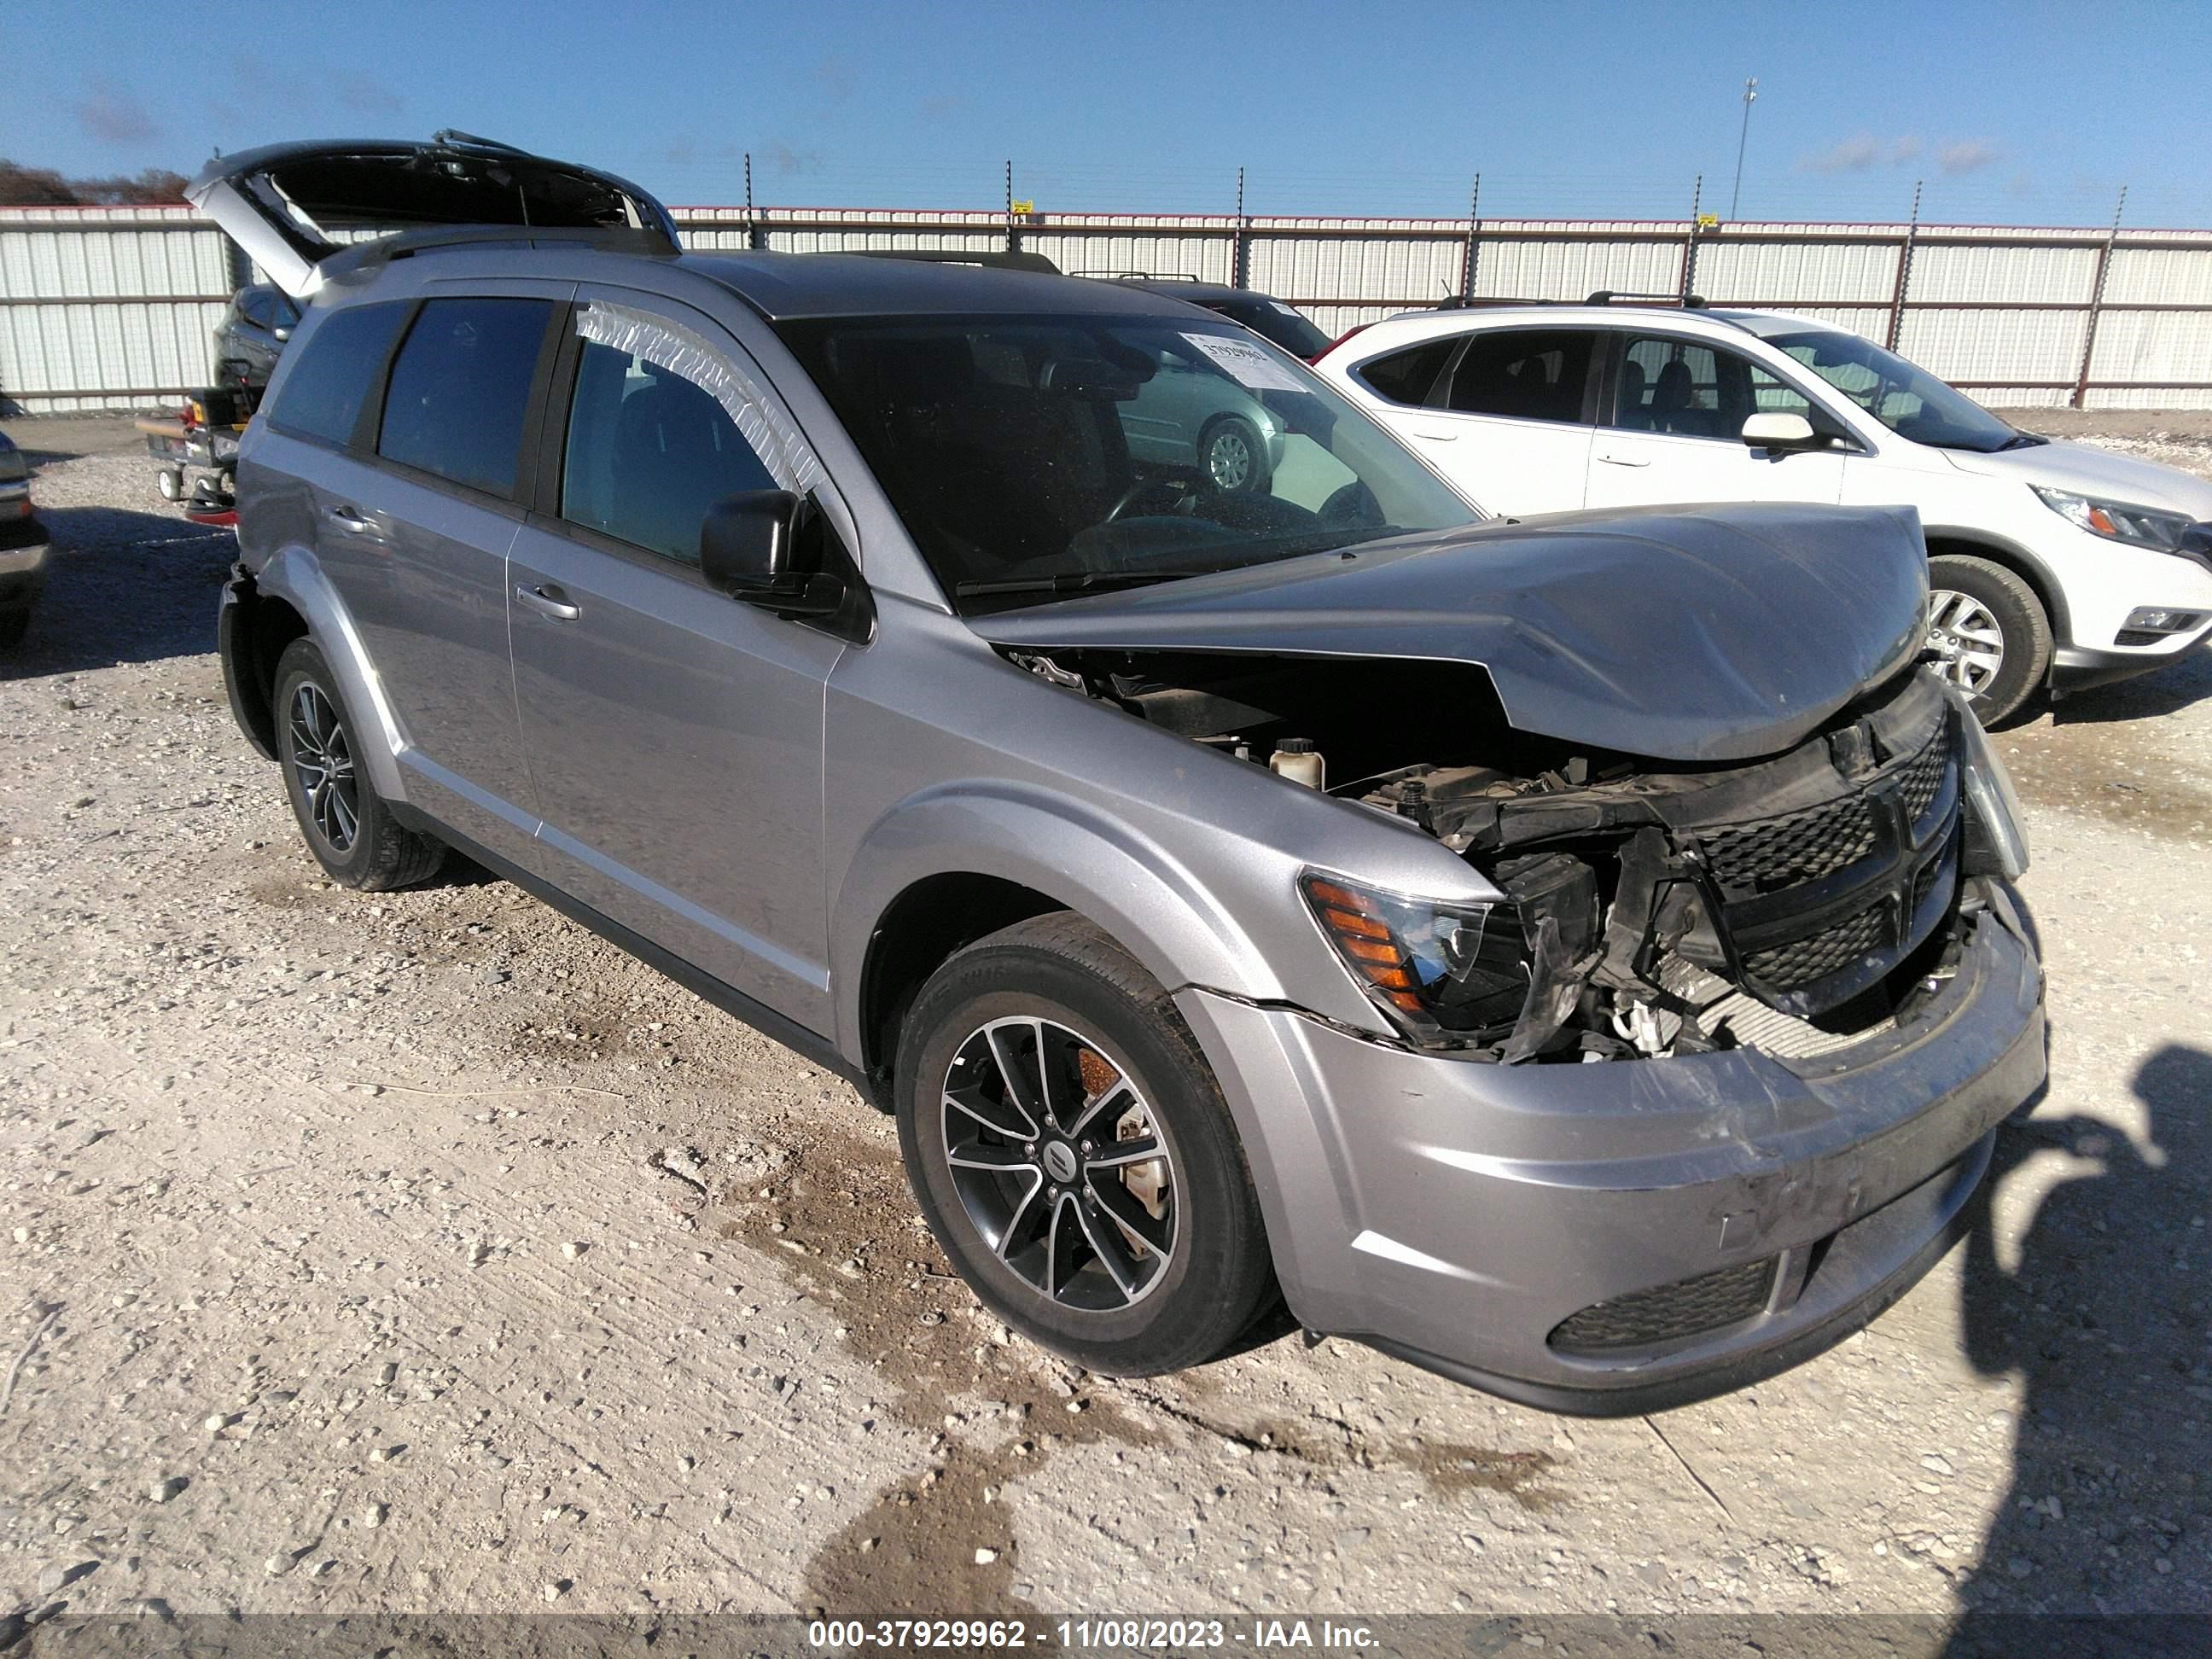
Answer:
[505, 288, 846, 1031]
[1582, 331, 1848, 510]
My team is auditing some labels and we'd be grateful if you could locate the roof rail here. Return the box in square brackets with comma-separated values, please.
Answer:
[1434, 294, 1555, 309]
[1585, 289, 1708, 308]
[322, 223, 682, 279]
[845, 248, 1061, 275]
[1070, 270, 1202, 282]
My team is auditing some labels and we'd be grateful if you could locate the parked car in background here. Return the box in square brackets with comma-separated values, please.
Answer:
[212, 282, 301, 390]
[1316, 297, 2212, 722]
[0, 428, 50, 646]
[1083, 274, 1335, 361]
[198, 137, 2044, 1412]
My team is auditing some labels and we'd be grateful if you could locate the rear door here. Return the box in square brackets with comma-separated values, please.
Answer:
[1383, 328, 1602, 515]
[1583, 330, 1848, 509]
[504, 288, 847, 1032]
[300, 283, 568, 863]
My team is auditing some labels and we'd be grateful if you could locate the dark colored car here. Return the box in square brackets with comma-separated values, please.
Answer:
[212, 283, 302, 390]
[0, 429, 50, 646]
[1086, 276, 1334, 361]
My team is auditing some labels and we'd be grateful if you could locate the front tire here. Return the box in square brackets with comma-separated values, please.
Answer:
[272, 638, 445, 891]
[1926, 555, 2051, 725]
[894, 913, 1278, 1376]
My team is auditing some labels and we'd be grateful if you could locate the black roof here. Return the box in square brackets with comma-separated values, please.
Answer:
[680, 253, 1214, 323]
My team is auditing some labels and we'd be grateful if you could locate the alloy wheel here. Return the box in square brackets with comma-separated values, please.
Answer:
[1206, 428, 1253, 492]
[1925, 588, 2005, 698]
[288, 682, 359, 853]
[940, 1016, 1179, 1311]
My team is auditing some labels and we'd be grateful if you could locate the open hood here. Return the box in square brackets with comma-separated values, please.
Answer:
[977, 503, 1929, 764]
[186, 133, 679, 298]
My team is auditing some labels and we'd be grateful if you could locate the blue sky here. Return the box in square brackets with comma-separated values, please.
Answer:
[7, 0, 2209, 226]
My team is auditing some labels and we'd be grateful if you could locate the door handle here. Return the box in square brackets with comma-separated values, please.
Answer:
[325, 505, 374, 531]
[1411, 429, 1458, 443]
[515, 583, 581, 621]
[1595, 453, 1651, 468]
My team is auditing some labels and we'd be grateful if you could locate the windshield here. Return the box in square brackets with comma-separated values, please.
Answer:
[1760, 328, 2023, 452]
[778, 314, 1478, 613]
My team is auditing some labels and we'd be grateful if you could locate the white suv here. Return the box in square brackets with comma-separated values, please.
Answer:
[1316, 300, 2212, 722]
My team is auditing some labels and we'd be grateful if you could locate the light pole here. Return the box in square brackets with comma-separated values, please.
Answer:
[1730, 78, 1758, 221]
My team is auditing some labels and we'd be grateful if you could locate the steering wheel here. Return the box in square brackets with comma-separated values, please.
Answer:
[1102, 479, 1189, 524]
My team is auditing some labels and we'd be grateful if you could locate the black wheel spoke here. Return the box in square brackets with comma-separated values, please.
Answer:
[943, 1081, 1033, 1142]
[1084, 1133, 1161, 1169]
[984, 1023, 1048, 1136]
[947, 1139, 1032, 1173]
[1074, 1198, 1143, 1300]
[1089, 1168, 1173, 1256]
[1063, 1076, 1135, 1144]
[993, 1172, 1048, 1260]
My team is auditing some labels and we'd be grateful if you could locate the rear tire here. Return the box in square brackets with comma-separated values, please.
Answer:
[1199, 416, 1271, 496]
[272, 638, 445, 891]
[894, 912, 1278, 1376]
[1926, 555, 2051, 726]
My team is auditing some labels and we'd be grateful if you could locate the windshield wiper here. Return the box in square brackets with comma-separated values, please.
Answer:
[954, 568, 1214, 599]
[1997, 433, 2050, 451]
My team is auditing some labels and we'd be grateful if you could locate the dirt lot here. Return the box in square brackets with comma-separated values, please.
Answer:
[2, 416, 2209, 1641]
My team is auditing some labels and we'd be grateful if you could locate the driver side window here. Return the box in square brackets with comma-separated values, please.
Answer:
[560, 335, 777, 567]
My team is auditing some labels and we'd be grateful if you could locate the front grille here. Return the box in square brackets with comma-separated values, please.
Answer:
[1702, 796, 1878, 889]
[1743, 901, 1888, 990]
[1895, 737, 1951, 824]
[1550, 1257, 1776, 1354]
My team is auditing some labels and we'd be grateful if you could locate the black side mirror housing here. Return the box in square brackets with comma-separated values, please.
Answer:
[700, 490, 847, 619]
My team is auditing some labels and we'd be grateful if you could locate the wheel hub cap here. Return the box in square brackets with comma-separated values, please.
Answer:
[1925, 588, 2005, 698]
[940, 1016, 1179, 1312]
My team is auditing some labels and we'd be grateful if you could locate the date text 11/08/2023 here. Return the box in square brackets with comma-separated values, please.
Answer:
[806, 1619, 1378, 1650]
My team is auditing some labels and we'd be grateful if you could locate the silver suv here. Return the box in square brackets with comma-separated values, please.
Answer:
[198, 138, 2046, 1412]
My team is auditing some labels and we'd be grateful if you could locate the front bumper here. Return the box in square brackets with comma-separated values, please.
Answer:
[2052, 632, 2209, 694]
[0, 512, 50, 608]
[1180, 879, 2046, 1414]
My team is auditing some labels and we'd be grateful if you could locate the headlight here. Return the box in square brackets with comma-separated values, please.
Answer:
[1301, 872, 1528, 1039]
[1944, 686, 2030, 880]
[2032, 485, 2191, 550]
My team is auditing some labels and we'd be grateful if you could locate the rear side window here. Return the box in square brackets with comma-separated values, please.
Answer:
[560, 336, 777, 565]
[377, 298, 553, 497]
[1447, 329, 1597, 425]
[265, 301, 410, 447]
[1356, 338, 1458, 406]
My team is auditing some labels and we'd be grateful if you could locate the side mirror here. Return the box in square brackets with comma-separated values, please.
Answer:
[699, 490, 847, 618]
[1741, 411, 1820, 451]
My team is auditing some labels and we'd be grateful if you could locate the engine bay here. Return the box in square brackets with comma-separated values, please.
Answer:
[1006, 646, 1977, 1064]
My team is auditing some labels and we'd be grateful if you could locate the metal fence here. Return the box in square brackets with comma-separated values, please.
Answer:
[10, 199, 2212, 413]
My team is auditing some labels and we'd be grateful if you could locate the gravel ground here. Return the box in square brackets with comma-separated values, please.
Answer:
[2, 422, 2209, 1642]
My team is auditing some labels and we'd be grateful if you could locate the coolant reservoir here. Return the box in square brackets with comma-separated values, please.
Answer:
[1270, 737, 1325, 789]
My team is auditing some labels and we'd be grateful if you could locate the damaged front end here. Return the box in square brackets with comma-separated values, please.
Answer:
[1005, 646, 2029, 1066]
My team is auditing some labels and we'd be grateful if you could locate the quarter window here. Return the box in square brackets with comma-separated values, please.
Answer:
[1445, 330, 1596, 425]
[265, 300, 410, 448]
[377, 298, 553, 498]
[559, 335, 776, 566]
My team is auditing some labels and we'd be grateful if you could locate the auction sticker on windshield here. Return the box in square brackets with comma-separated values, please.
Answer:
[1182, 332, 1309, 393]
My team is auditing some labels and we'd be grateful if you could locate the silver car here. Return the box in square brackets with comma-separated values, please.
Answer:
[199, 137, 2045, 1412]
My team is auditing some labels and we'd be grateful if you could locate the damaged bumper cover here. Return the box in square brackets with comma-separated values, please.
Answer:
[1179, 879, 2045, 1415]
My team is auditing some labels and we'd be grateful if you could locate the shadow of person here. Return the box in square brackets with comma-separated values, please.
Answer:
[1947, 1045, 2212, 1648]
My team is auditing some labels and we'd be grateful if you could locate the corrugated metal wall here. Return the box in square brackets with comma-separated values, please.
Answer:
[9, 201, 2212, 411]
